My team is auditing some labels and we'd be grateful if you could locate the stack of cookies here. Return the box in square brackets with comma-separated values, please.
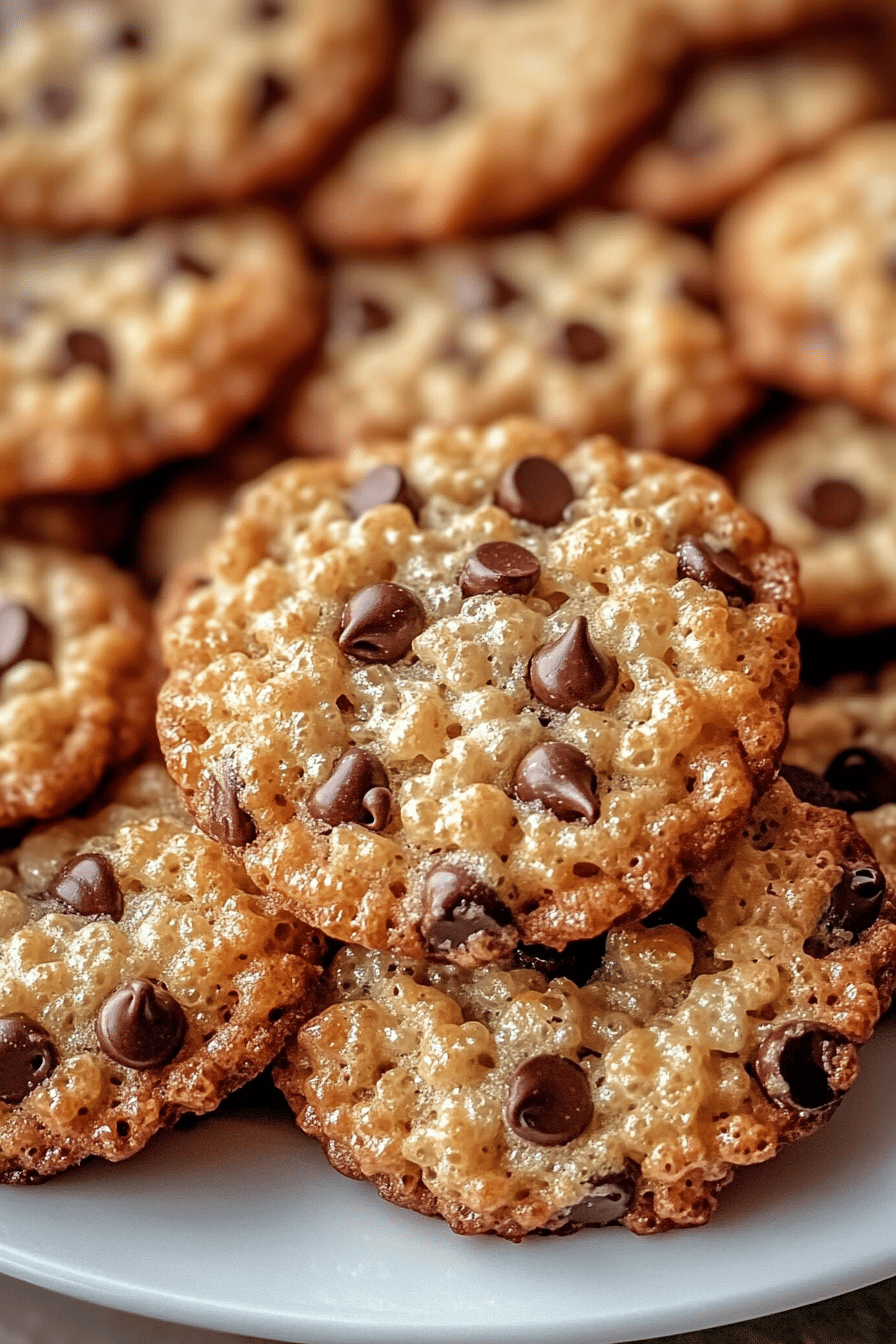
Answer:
[1, 0, 896, 1244]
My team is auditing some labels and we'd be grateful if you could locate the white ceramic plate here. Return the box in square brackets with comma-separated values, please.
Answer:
[0, 1020, 894, 1344]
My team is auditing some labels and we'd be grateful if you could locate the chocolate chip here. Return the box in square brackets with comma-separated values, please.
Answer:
[562, 1167, 636, 1227]
[513, 934, 607, 986]
[52, 330, 113, 378]
[495, 457, 575, 527]
[159, 250, 214, 283]
[824, 747, 896, 812]
[338, 582, 426, 664]
[452, 268, 520, 312]
[779, 763, 856, 812]
[512, 742, 598, 823]
[0, 1015, 57, 1104]
[398, 76, 461, 125]
[643, 877, 706, 937]
[347, 466, 421, 520]
[333, 295, 393, 339]
[421, 862, 513, 956]
[529, 617, 617, 713]
[553, 321, 610, 364]
[677, 272, 721, 315]
[32, 83, 78, 124]
[505, 1054, 594, 1146]
[754, 1021, 857, 1112]
[201, 761, 257, 847]
[105, 21, 146, 53]
[822, 862, 886, 941]
[459, 541, 540, 599]
[0, 601, 50, 674]
[799, 478, 865, 530]
[675, 537, 754, 605]
[47, 853, 123, 920]
[97, 979, 188, 1070]
[249, 0, 286, 18]
[252, 72, 290, 120]
[308, 748, 392, 831]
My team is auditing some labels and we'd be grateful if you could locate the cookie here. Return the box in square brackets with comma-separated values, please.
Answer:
[610, 35, 883, 222]
[0, 541, 157, 827]
[718, 120, 896, 424]
[157, 418, 800, 963]
[730, 402, 896, 634]
[288, 211, 755, 461]
[303, 0, 683, 250]
[0, 209, 317, 498]
[0, 0, 391, 231]
[663, 0, 859, 44]
[0, 762, 322, 1183]
[274, 778, 896, 1239]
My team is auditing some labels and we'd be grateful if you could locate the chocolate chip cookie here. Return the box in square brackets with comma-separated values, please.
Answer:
[0, 541, 157, 827]
[0, 763, 322, 1183]
[0, 0, 391, 230]
[157, 418, 800, 962]
[663, 0, 859, 44]
[0, 210, 317, 497]
[718, 121, 896, 423]
[274, 778, 896, 1239]
[731, 402, 896, 634]
[289, 211, 755, 461]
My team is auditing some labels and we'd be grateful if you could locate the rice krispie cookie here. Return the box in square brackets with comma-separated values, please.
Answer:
[610, 36, 883, 222]
[0, 763, 322, 1183]
[303, 0, 682, 250]
[0, 0, 391, 231]
[0, 541, 156, 827]
[718, 121, 896, 423]
[731, 403, 896, 634]
[0, 210, 317, 497]
[288, 212, 755, 461]
[157, 418, 801, 961]
[274, 779, 896, 1239]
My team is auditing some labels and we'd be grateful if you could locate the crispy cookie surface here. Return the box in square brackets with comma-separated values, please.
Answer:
[0, 210, 316, 497]
[0, 763, 322, 1183]
[288, 212, 755, 461]
[662, 0, 861, 43]
[0, 541, 156, 827]
[275, 780, 896, 1239]
[158, 419, 800, 960]
[0, 0, 390, 231]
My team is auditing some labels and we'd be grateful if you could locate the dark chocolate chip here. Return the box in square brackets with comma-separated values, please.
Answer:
[512, 742, 598, 823]
[562, 1167, 636, 1227]
[52, 329, 113, 378]
[421, 861, 513, 956]
[513, 934, 607, 987]
[798, 478, 865, 530]
[529, 617, 617, 713]
[347, 465, 421, 520]
[677, 272, 721, 314]
[643, 877, 706, 938]
[308, 748, 392, 831]
[105, 21, 146, 53]
[505, 1054, 594, 1146]
[398, 75, 461, 125]
[0, 600, 51, 674]
[96, 978, 188, 1070]
[459, 541, 540, 599]
[252, 71, 290, 120]
[452, 267, 520, 313]
[675, 536, 754, 605]
[495, 456, 575, 527]
[338, 582, 426, 664]
[333, 295, 393, 339]
[32, 83, 78, 124]
[778, 763, 856, 812]
[824, 747, 896, 812]
[822, 862, 887, 940]
[47, 852, 123, 920]
[201, 761, 257, 847]
[754, 1021, 857, 1112]
[249, 0, 286, 18]
[553, 321, 610, 364]
[0, 1015, 57, 1104]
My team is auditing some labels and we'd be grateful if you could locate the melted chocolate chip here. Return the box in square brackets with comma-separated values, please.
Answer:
[452, 267, 520, 312]
[563, 1167, 636, 1227]
[347, 465, 421, 520]
[398, 75, 461, 125]
[495, 457, 575, 527]
[529, 617, 617, 713]
[513, 742, 598, 823]
[0, 1015, 57, 1104]
[421, 862, 513, 956]
[33, 83, 78, 124]
[513, 934, 607, 986]
[48, 853, 123, 920]
[201, 762, 257, 847]
[333, 295, 393, 339]
[0, 601, 50, 674]
[252, 71, 290, 120]
[97, 979, 188, 1070]
[799, 478, 865, 530]
[308, 748, 392, 831]
[250, 0, 286, 18]
[675, 537, 754, 605]
[677, 272, 721, 315]
[754, 1021, 857, 1112]
[52, 330, 113, 378]
[459, 541, 540, 599]
[105, 21, 146, 53]
[778, 763, 856, 812]
[824, 747, 896, 812]
[643, 877, 706, 938]
[338, 583, 426, 664]
[553, 321, 610, 364]
[505, 1054, 594, 1146]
